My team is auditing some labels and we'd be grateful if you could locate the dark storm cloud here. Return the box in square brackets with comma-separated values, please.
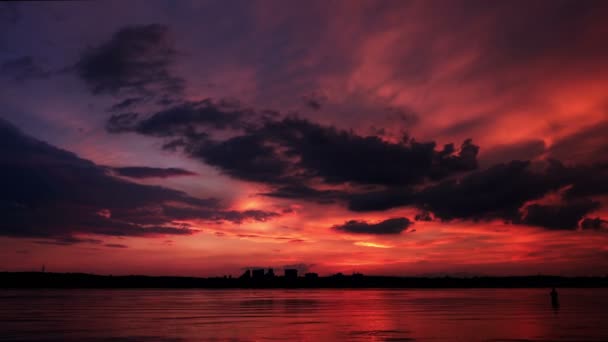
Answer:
[413, 160, 607, 223]
[76, 24, 183, 96]
[348, 159, 608, 230]
[560, 163, 608, 200]
[1, 56, 50, 81]
[106, 99, 250, 137]
[0, 118, 280, 243]
[188, 117, 479, 186]
[108, 102, 479, 186]
[521, 200, 600, 230]
[581, 217, 608, 230]
[103, 97, 608, 232]
[194, 133, 292, 184]
[134, 99, 250, 135]
[333, 217, 412, 235]
[346, 188, 413, 212]
[111, 166, 197, 179]
[414, 211, 433, 222]
[261, 184, 343, 204]
[415, 160, 553, 221]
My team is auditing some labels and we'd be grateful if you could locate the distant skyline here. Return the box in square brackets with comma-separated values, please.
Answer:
[1, 1, 607, 277]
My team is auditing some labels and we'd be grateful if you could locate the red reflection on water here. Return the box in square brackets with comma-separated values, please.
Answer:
[1, 289, 608, 341]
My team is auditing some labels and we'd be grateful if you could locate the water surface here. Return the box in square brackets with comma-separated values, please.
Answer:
[1, 288, 607, 341]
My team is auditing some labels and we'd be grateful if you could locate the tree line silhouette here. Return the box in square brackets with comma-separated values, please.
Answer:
[1, 271, 607, 288]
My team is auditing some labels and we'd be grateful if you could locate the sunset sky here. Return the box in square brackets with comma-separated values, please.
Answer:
[1, 0, 607, 277]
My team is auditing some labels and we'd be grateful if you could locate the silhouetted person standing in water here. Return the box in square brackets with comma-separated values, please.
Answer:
[550, 287, 559, 308]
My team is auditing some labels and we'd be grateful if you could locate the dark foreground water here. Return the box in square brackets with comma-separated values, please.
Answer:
[1, 289, 607, 341]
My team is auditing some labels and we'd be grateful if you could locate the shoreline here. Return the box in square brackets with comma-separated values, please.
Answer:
[2, 272, 607, 289]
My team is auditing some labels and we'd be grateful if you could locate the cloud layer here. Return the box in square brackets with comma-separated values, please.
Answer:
[333, 218, 412, 235]
[105, 96, 607, 231]
[111, 166, 197, 179]
[76, 24, 183, 97]
[0, 118, 278, 244]
[2, 1, 608, 276]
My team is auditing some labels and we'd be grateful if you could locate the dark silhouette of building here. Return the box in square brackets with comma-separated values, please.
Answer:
[305, 272, 318, 279]
[252, 269, 265, 280]
[1, 272, 608, 289]
[284, 268, 298, 279]
[239, 269, 251, 279]
[266, 268, 275, 278]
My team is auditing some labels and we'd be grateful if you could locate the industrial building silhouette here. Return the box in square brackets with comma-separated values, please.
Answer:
[240, 268, 303, 280]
